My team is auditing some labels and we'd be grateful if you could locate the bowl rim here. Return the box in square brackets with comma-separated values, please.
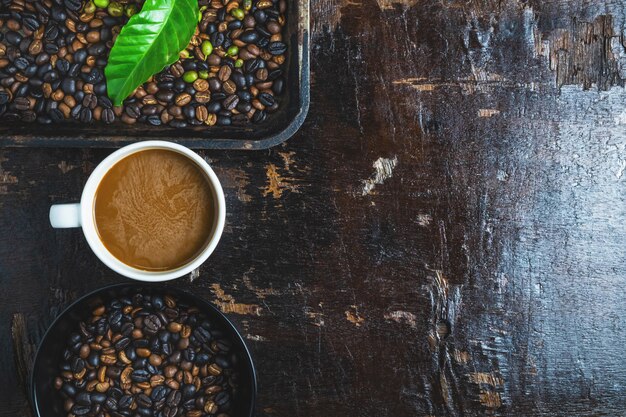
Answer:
[30, 282, 257, 417]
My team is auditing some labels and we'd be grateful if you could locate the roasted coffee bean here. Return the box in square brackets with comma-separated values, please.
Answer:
[156, 90, 174, 102]
[258, 92, 275, 106]
[175, 93, 191, 106]
[104, 396, 118, 411]
[91, 393, 106, 404]
[268, 41, 287, 55]
[183, 105, 195, 120]
[0, 91, 10, 105]
[239, 30, 259, 43]
[118, 394, 133, 409]
[147, 115, 161, 125]
[61, 78, 76, 95]
[166, 390, 181, 407]
[13, 97, 29, 111]
[136, 393, 152, 408]
[83, 94, 97, 109]
[14, 57, 29, 71]
[222, 80, 236, 95]
[223, 94, 239, 110]
[5, 31, 22, 46]
[145, 314, 162, 331]
[64, 0, 82, 12]
[125, 104, 140, 119]
[102, 108, 115, 124]
[217, 115, 231, 125]
[72, 405, 91, 416]
[253, 109, 267, 122]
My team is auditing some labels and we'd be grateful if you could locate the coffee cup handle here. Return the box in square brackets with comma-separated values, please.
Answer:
[50, 203, 82, 228]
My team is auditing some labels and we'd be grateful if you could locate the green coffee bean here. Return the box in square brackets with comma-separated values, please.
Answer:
[231, 8, 245, 20]
[107, 2, 123, 16]
[201, 41, 213, 58]
[226, 45, 239, 56]
[182, 71, 198, 83]
[93, 0, 109, 8]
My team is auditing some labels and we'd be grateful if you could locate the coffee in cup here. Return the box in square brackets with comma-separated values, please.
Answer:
[49, 141, 225, 281]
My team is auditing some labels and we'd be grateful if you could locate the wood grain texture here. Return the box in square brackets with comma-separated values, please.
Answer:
[3, 0, 626, 416]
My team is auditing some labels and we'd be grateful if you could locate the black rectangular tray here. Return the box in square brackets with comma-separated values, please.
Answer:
[0, 0, 309, 150]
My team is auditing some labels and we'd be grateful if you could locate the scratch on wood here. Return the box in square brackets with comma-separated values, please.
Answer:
[245, 334, 268, 342]
[304, 307, 325, 327]
[393, 78, 436, 91]
[210, 283, 262, 316]
[479, 390, 502, 409]
[12, 313, 36, 407]
[241, 267, 279, 299]
[478, 109, 500, 118]
[453, 349, 471, 364]
[393, 73, 538, 94]
[344, 305, 365, 327]
[374, 0, 417, 10]
[188, 268, 200, 282]
[434, 270, 449, 299]
[58, 160, 79, 174]
[427, 331, 437, 351]
[416, 213, 432, 227]
[242, 276, 279, 299]
[262, 163, 299, 199]
[440, 374, 450, 406]
[537, 15, 623, 89]
[0, 153, 18, 195]
[469, 372, 504, 387]
[615, 160, 626, 179]
[278, 151, 296, 171]
[361, 156, 398, 196]
[218, 167, 252, 203]
[383, 310, 417, 328]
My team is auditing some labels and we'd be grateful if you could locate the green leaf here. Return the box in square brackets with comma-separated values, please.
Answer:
[105, 0, 198, 106]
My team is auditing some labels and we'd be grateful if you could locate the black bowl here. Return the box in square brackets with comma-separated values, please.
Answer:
[31, 283, 256, 417]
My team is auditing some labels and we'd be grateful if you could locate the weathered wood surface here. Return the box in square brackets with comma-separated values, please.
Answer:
[4, 0, 626, 415]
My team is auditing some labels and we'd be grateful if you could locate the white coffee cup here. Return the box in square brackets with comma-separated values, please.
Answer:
[49, 141, 225, 282]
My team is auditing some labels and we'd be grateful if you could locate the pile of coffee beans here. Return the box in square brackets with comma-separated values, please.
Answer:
[55, 293, 240, 417]
[0, 0, 286, 127]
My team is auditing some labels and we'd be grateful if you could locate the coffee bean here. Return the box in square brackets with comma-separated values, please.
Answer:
[102, 108, 115, 124]
[13, 97, 29, 111]
[175, 93, 191, 106]
[268, 41, 287, 55]
[0, 91, 10, 105]
[145, 314, 162, 331]
[223, 94, 239, 110]
[64, 0, 82, 12]
[5, 31, 22, 46]
[72, 405, 90, 416]
[91, 393, 106, 404]
[104, 396, 118, 411]
[166, 390, 181, 407]
[218, 66, 231, 82]
[136, 393, 152, 408]
[61, 78, 76, 94]
[118, 394, 133, 409]
[221, 79, 235, 94]
[124, 104, 140, 119]
[240, 30, 259, 43]
[192, 79, 209, 92]
[83, 94, 98, 109]
[258, 92, 275, 106]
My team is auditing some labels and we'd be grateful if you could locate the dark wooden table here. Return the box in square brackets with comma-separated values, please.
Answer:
[4, 0, 626, 415]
